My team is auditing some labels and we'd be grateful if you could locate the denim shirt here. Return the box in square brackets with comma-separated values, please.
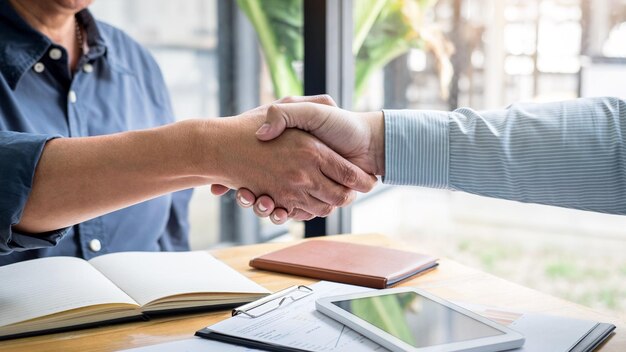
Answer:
[0, 0, 193, 264]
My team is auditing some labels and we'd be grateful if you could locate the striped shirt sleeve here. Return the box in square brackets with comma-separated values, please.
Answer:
[383, 97, 626, 215]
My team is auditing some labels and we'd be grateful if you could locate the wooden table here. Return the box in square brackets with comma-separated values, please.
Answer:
[2, 233, 624, 351]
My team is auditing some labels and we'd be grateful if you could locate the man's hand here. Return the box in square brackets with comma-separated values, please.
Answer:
[257, 103, 384, 175]
[230, 101, 386, 224]
[206, 99, 378, 221]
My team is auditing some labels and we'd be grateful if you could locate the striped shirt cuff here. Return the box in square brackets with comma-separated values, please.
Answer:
[382, 109, 450, 188]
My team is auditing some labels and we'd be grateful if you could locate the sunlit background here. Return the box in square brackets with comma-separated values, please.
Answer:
[91, 0, 626, 319]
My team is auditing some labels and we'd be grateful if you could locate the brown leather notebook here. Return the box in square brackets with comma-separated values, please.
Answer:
[249, 240, 438, 288]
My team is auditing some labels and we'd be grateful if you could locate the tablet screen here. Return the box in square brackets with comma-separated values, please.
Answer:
[332, 292, 503, 348]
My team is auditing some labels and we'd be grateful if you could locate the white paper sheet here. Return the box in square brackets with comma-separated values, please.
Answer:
[455, 302, 599, 352]
[0, 257, 137, 328]
[205, 281, 388, 351]
[89, 251, 269, 306]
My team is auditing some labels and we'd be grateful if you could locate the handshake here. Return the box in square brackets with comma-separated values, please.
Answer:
[208, 95, 386, 224]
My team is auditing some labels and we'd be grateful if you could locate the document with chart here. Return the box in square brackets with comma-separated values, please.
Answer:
[196, 281, 387, 351]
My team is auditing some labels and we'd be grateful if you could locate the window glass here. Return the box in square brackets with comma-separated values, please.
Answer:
[90, 0, 220, 249]
[236, 0, 305, 240]
[92, 0, 305, 245]
[352, 0, 626, 316]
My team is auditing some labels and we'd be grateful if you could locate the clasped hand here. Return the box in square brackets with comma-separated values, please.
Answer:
[211, 95, 384, 224]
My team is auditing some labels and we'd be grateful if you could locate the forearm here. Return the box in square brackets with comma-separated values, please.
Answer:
[383, 97, 626, 215]
[15, 119, 219, 233]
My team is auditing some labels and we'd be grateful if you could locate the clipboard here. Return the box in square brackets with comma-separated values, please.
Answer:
[196, 285, 315, 352]
[231, 285, 314, 318]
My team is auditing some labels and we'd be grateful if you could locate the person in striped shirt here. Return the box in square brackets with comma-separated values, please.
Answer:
[221, 96, 626, 223]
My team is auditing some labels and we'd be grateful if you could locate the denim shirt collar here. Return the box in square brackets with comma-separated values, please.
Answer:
[0, 0, 108, 89]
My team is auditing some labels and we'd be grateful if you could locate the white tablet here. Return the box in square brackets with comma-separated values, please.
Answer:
[316, 287, 524, 352]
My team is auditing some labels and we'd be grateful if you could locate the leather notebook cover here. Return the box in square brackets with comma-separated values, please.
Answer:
[249, 240, 438, 288]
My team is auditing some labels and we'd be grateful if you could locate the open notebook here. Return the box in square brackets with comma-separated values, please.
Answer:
[0, 251, 269, 339]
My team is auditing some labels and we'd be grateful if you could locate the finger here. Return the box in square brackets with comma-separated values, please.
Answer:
[235, 189, 256, 208]
[275, 94, 337, 107]
[307, 94, 338, 107]
[256, 103, 335, 141]
[320, 149, 378, 193]
[309, 183, 357, 208]
[292, 193, 336, 218]
[210, 184, 230, 196]
[269, 208, 289, 224]
[289, 208, 316, 221]
[253, 195, 276, 217]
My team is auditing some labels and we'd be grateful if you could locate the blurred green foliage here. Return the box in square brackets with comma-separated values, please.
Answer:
[449, 234, 626, 314]
[236, 0, 453, 103]
[598, 288, 621, 310]
[545, 261, 580, 280]
[236, 0, 303, 97]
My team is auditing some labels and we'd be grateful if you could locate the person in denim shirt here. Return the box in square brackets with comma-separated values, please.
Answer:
[0, 0, 376, 265]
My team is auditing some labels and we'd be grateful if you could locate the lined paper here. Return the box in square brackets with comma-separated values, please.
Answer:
[0, 256, 137, 327]
[89, 251, 269, 306]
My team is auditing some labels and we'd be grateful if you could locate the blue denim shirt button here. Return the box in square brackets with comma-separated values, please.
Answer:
[49, 48, 62, 60]
[89, 239, 102, 252]
[33, 62, 45, 73]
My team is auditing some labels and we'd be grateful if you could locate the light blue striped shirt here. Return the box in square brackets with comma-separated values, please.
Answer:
[383, 97, 626, 215]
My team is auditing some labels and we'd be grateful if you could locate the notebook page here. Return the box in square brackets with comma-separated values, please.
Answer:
[88, 251, 269, 306]
[0, 256, 138, 327]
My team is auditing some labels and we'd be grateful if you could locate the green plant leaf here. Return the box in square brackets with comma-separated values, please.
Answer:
[236, 0, 303, 98]
[259, 0, 303, 62]
[237, 0, 451, 103]
[354, 0, 453, 103]
[353, 0, 388, 55]
[354, 0, 422, 99]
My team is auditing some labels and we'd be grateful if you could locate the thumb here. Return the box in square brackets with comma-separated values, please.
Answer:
[255, 104, 288, 141]
[256, 103, 331, 142]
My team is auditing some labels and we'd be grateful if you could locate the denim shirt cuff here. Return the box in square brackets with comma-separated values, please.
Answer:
[0, 132, 68, 255]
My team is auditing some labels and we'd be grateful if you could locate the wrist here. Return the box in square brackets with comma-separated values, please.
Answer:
[187, 116, 258, 186]
[362, 111, 385, 176]
[169, 118, 226, 182]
